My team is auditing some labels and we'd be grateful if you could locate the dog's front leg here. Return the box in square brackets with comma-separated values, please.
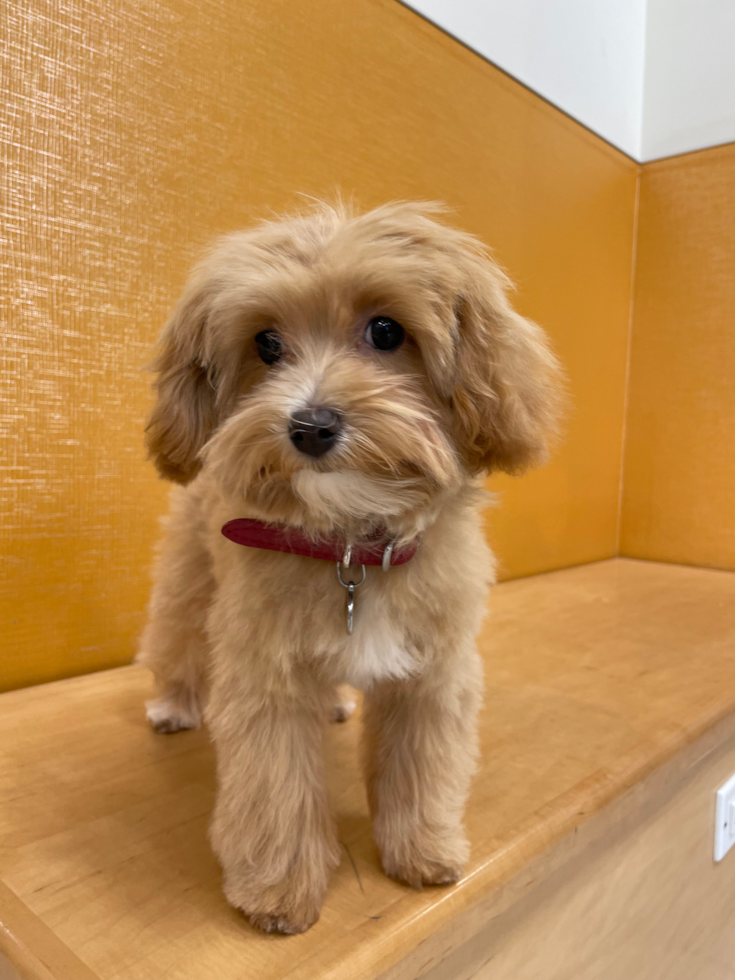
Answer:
[206, 665, 339, 934]
[362, 643, 483, 888]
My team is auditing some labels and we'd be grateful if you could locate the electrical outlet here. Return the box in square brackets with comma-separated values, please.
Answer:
[714, 772, 735, 861]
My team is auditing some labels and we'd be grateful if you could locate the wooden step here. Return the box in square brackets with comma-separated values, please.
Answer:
[2, 558, 735, 980]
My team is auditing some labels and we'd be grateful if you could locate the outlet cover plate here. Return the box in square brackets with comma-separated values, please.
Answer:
[714, 772, 735, 861]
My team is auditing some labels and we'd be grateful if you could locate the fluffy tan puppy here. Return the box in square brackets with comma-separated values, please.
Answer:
[138, 202, 561, 934]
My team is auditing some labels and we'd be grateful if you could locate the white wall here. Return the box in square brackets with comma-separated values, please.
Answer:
[402, 0, 647, 159]
[642, 0, 735, 160]
[402, 0, 735, 162]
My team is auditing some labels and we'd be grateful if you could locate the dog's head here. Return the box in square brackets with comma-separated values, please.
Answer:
[146, 203, 562, 536]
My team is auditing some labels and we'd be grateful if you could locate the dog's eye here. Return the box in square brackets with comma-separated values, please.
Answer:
[365, 316, 405, 351]
[255, 330, 284, 365]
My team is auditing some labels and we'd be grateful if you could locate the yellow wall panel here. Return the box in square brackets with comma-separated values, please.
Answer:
[1, 0, 637, 690]
[621, 143, 735, 569]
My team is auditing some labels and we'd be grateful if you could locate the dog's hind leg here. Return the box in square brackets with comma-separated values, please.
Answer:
[330, 684, 357, 723]
[137, 487, 214, 734]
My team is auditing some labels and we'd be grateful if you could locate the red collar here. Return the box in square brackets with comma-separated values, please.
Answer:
[221, 518, 419, 567]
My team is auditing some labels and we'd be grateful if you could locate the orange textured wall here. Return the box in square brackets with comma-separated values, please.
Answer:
[0, 0, 638, 690]
[620, 143, 735, 569]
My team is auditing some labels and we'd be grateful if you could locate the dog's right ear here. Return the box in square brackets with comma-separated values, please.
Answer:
[145, 284, 218, 485]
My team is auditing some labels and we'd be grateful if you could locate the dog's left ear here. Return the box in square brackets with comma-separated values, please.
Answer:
[145, 280, 219, 485]
[450, 260, 563, 475]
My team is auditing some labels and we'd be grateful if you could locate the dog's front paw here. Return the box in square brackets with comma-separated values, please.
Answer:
[383, 853, 464, 889]
[378, 829, 469, 889]
[223, 874, 323, 935]
[247, 910, 315, 936]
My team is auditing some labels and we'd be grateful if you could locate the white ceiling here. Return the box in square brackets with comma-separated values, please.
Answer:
[402, 0, 735, 162]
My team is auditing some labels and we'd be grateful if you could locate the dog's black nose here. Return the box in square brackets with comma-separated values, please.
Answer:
[289, 407, 343, 458]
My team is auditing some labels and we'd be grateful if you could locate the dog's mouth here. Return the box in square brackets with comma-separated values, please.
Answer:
[230, 454, 444, 539]
[290, 468, 427, 523]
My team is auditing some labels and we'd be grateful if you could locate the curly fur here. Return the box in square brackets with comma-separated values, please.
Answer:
[137, 201, 562, 934]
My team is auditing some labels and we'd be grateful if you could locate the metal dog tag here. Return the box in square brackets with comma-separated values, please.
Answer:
[336, 562, 366, 635]
[346, 583, 355, 634]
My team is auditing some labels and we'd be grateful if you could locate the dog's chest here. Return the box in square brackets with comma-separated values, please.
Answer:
[324, 588, 417, 689]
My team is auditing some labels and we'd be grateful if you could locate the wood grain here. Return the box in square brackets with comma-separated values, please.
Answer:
[0, 881, 98, 980]
[417, 729, 735, 980]
[1, 559, 735, 979]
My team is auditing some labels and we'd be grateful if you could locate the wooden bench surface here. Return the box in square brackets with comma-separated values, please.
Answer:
[2, 558, 735, 980]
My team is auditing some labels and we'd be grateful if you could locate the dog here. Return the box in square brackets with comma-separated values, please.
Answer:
[137, 201, 561, 934]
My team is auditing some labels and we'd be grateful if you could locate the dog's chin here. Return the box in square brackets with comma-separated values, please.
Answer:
[290, 469, 434, 536]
